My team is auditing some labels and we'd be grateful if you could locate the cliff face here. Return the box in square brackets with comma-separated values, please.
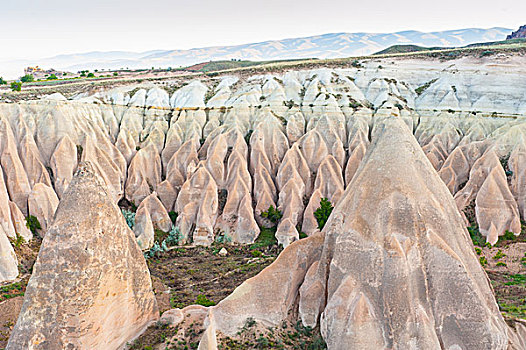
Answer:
[507, 25, 526, 39]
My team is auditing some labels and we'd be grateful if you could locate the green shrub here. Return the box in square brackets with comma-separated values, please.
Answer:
[121, 209, 136, 229]
[113, 72, 118, 76]
[498, 230, 516, 243]
[474, 247, 482, 255]
[10, 81, 22, 91]
[47, 74, 58, 80]
[20, 74, 34, 83]
[479, 256, 488, 266]
[261, 205, 282, 224]
[0, 77, 6, 85]
[25, 215, 41, 234]
[195, 294, 215, 307]
[496, 261, 507, 267]
[314, 198, 333, 230]
[87, 72, 95, 78]
[165, 225, 181, 246]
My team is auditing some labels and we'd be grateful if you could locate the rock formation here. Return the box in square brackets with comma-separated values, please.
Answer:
[0, 57, 525, 265]
[7, 162, 159, 349]
[197, 118, 515, 349]
[507, 25, 526, 40]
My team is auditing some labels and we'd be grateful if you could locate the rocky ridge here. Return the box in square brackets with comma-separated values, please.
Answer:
[507, 26, 526, 40]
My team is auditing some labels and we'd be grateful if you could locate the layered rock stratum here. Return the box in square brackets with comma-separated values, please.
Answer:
[6, 162, 159, 349]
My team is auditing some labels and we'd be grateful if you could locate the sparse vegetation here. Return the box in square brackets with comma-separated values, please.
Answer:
[0, 77, 6, 85]
[415, 78, 438, 96]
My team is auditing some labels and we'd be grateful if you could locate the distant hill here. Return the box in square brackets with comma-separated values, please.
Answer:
[375, 37, 526, 56]
[0, 27, 510, 78]
[374, 44, 446, 55]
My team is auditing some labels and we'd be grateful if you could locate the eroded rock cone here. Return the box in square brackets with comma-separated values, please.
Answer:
[201, 118, 513, 349]
[7, 162, 159, 350]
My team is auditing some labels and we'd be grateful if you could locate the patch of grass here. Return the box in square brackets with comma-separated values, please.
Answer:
[195, 294, 216, 307]
[250, 227, 278, 251]
[504, 274, 526, 286]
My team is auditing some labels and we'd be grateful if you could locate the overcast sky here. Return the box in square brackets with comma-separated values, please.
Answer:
[1, 0, 524, 61]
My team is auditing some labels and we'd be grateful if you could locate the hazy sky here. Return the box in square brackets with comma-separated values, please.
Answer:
[1, 0, 524, 61]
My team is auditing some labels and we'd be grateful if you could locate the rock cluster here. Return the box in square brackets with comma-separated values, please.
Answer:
[0, 59, 526, 282]
[7, 163, 159, 349]
[196, 118, 522, 349]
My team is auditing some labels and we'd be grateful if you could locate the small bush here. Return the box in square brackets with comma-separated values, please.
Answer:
[87, 72, 95, 78]
[25, 215, 41, 235]
[10, 81, 22, 92]
[261, 205, 282, 224]
[496, 261, 507, 267]
[474, 247, 482, 255]
[165, 225, 181, 246]
[121, 209, 136, 229]
[0, 77, 6, 85]
[314, 198, 333, 230]
[195, 294, 215, 307]
[479, 256, 488, 266]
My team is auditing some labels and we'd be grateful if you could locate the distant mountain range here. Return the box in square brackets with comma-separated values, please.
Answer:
[0, 27, 511, 79]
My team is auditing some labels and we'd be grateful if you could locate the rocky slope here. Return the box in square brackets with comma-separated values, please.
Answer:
[0, 53, 525, 348]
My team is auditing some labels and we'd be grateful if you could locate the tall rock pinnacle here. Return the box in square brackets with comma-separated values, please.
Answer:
[7, 162, 159, 350]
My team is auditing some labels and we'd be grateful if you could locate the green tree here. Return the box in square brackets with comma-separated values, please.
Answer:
[87, 72, 95, 78]
[261, 205, 283, 224]
[0, 77, 6, 85]
[314, 198, 334, 230]
[10, 81, 22, 91]
[20, 74, 34, 83]
[47, 74, 58, 80]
